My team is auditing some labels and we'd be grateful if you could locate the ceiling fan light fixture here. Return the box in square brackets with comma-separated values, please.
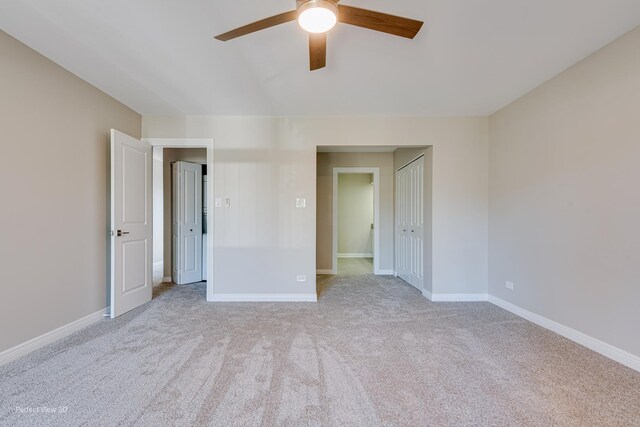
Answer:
[297, 0, 338, 34]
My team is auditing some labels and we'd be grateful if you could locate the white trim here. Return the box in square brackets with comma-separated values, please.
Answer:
[210, 294, 318, 302]
[0, 308, 107, 367]
[423, 293, 489, 302]
[397, 153, 425, 172]
[162, 276, 172, 283]
[152, 148, 164, 290]
[489, 296, 640, 373]
[316, 269, 334, 275]
[378, 269, 394, 275]
[337, 253, 373, 258]
[142, 138, 215, 302]
[333, 167, 380, 275]
[143, 138, 212, 148]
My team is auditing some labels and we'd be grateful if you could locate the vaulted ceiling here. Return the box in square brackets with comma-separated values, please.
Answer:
[2, 0, 639, 116]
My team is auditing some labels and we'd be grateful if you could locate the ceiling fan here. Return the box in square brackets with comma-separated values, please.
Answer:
[214, 0, 423, 71]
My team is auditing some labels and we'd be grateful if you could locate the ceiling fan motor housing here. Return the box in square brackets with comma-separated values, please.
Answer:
[296, 0, 339, 18]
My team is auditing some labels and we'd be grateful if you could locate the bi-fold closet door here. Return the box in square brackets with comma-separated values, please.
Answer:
[172, 161, 203, 285]
[396, 157, 424, 291]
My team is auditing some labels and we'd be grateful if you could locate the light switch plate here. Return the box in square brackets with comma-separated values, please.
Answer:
[506, 281, 514, 290]
[296, 198, 306, 208]
[296, 275, 306, 282]
[215, 198, 222, 208]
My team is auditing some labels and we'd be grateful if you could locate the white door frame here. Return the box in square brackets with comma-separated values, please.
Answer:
[143, 138, 215, 302]
[333, 167, 380, 275]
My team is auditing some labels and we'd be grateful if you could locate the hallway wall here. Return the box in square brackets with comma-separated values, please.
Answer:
[338, 174, 374, 256]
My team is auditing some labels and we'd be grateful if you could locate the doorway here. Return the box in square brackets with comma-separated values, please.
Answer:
[153, 147, 207, 285]
[333, 167, 380, 275]
[110, 132, 214, 318]
[336, 173, 374, 274]
[315, 146, 430, 293]
[145, 138, 215, 302]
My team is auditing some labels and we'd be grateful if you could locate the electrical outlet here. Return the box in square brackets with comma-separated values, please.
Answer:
[505, 281, 514, 290]
[296, 198, 306, 208]
[215, 198, 222, 208]
[296, 275, 306, 282]
[225, 198, 231, 208]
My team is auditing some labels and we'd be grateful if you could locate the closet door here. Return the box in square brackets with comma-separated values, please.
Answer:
[396, 157, 424, 291]
[408, 160, 424, 289]
[396, 167, 410, 281]
[172, 161, 203, 284]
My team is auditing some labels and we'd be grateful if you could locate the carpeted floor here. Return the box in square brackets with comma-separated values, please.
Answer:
[1, 275, 639, 426]
[337, 257, 373, 275]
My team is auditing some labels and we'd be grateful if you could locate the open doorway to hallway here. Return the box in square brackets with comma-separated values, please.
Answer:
[109, 133, 214, 317]
[336, 172, 375, 275]
[315, 146, 433, 293]
[152, 147, 208, 286]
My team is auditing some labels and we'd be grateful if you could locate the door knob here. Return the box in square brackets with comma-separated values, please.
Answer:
[116, 230, 130, 237]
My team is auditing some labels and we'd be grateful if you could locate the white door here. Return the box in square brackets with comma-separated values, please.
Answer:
[396, 167, 410, 281]
[172, 161, 203, 284]
[396, 157, 424, 290]
[110, 130, 153, 318]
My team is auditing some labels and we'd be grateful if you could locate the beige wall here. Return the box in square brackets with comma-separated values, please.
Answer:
[317, 153, 393, 271]
[0, 31, 141, 353]
[338, 174, 374, 255]
[489, 27, 640, 357]
[162, 148, 206, 277]
[143, 116, 489, 296]
[394, 147, 434, 293]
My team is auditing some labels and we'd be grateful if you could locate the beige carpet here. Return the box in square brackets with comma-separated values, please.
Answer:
[337, 257, 373, 275]
[1, 274, 639, 426]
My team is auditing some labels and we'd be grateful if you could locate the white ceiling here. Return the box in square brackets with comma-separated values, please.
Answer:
[1, 0, 639, 116]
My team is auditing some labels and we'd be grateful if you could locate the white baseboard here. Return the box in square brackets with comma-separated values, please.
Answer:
[163, 276, 172, 283]
[210, 293, 318, 302]
[337, 253, 373, 258]
[424, 293, 488, 302]
[488, 296, 640, 373]
[376, 269, 394, 275]
[0, 308, 108, 367]
[316, 269, 335, 275]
